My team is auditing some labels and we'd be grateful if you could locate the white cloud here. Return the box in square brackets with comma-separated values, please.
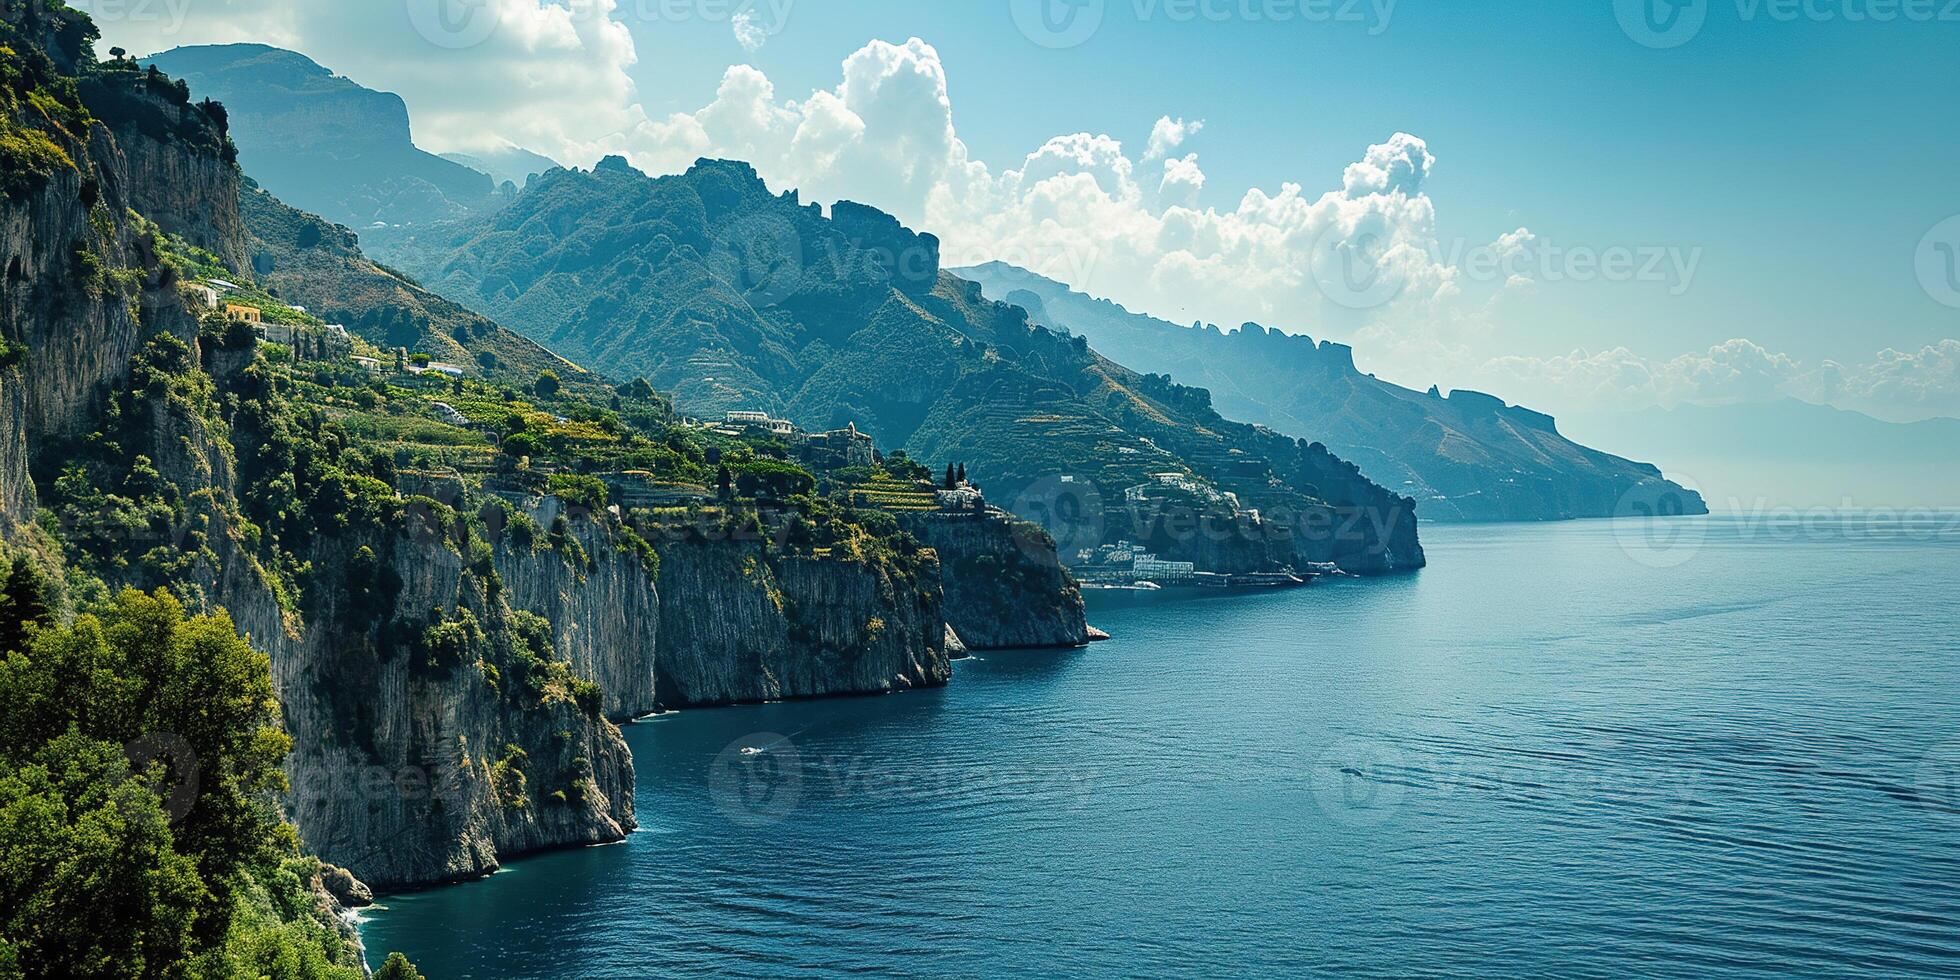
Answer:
[1475, 339, 1960, 421]
[82, 0, 643, 158]
[1158, 153, 1206, 207]
[732, 10, 766, 52]
[87, 1, 1957, 423]
[1143, 115, 1203, 162]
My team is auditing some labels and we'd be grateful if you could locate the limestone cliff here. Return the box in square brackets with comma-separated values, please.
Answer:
[4, 24, 636, 891]
[901, 510, 1090, 649]
[650, 538, 953, 707]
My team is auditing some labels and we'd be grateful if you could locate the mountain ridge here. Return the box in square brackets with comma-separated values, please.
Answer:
[144, 43, 501, 227]
[960, 261, 1708, 523]
[373, 158, 1425, 573]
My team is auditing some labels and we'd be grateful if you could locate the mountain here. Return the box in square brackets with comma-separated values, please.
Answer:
[442, 144, 560, 188]
[4, 13, 1086, 971]
[373, 159, 1425, 573]
[1559, 400, 1960, 511]
[143, 43, 500, 227]
[957, 262, 1708, 524]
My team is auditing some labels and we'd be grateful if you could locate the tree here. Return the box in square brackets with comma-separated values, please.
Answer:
[451, 375, 465, 396]
[943, 464, 957, 490]
[108, 45, 126, 60]
[0, 557, 51, 655]
[956, 463, 967, 484]
[374, 952, 428, 980]
[502, 432, 544, 459]
[623, 377, 656, 400]
[533, 369, 561, 399]
[0, 590, 306, 973]
[716, 464, 734, 501]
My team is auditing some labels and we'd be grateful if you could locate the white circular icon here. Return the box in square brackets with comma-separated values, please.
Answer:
[1914, 215, 1960, 309]
[1612, 480, 1707, 569]
[708, 733, 804, 828]
[1308, 224, 1404, 311]
[709, 213, 807, 310]
[1011, 0, 1107, 49]
[1306, 736, 1411, 829]
[406, 0, 502, 51]
[1614, 0, 1708, 49]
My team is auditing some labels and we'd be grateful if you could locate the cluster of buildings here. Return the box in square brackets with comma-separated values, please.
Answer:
[1124, 471, 1243, 514]
[719, 411, 876, 469]
[186, 278, 355, 361]
[1072, 541, 1198, 586]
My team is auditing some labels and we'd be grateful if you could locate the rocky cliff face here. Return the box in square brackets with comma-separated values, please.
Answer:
[274, 532, 634, 890]
[491, 503, 661, 719]
[901, 511, 1090, 649]
[3, 32, 637, 891]
[78, 71, 249, 272]
[650, 539, 952, 707]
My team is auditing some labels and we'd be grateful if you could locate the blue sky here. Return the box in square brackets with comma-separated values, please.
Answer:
[626, 0, 1959, 367]
[85, 0, 1960, 422]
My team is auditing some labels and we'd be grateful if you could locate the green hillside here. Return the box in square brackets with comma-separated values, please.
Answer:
[957, 261, 1708, 523]
[374, 159, 1423, 573]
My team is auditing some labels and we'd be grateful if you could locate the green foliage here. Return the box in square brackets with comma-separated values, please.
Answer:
[546, 474, 608, 513]
[533, 368, 561, 399]
[0, 585, 360, 978]
[0, 121, 72, 198]
[0, 338, 25, 369]
[374, 952, 427, 980]
[881, 451, 930, 483]
[730, 459, 815, 503]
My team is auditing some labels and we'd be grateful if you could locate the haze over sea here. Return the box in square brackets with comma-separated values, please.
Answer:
[364, 515, 1960, 978]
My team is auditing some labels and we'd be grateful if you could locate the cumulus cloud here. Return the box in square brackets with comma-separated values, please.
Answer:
[86, 1, 1957, 423]
[732, 10, 767, 52]
[81, 0, 643, 157]
[1143, 115, 1203, 162]
[1158, 153, 1206, 207]
[1475, 339, 1960, 421]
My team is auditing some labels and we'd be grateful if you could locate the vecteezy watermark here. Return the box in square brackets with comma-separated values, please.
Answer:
[1916, 214, 1960, 309]
[405, 0, 797, 50]
[1617, 0, 1960, 48]
[708, 213, 807, 310]
[76, 0, 192, 37]
[1615, 493, 1960, 568]
[709, 733, 805, 827]
[1615, 0, 1711, 48]
[1305, 735, 1410, 828]
[705, 733, 1103, 826]
[1011, 0, 1108, 48]
[1612, 480, 1709, 569]
[1010, 474, 1110, 563]
[406, 0, 503, 50]
[1916, 741, 1960, 824]
[1311, 231, 1705, 311]
[1309, 226, 1405, 311]
[1011, 0, 1395, 48]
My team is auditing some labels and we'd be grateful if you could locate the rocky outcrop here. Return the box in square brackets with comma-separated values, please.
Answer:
[5, 34, 635, 890]
[491, 505, 661, 719]
[901, 510, 1090, 649]
[273, 533, 634, 891]
[78, 71, 249, 272]
[650, 540, 952, 707]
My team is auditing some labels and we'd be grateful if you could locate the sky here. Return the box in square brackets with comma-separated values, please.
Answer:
[79, 0, 1960, 424]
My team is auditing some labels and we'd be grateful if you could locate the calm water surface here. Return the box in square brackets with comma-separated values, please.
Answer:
[364, 516, 1960, 977]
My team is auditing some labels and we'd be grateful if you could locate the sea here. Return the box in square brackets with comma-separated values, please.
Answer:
[362, 514, 1960, 977]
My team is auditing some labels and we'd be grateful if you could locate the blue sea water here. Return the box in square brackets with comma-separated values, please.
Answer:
[362, 516, 1960, 977]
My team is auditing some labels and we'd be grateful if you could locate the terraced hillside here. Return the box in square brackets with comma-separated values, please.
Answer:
[375, 159, 1423, 573]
